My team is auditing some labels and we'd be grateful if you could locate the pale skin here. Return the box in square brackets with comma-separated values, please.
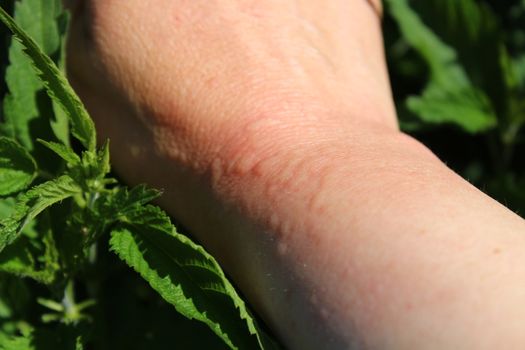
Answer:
[66, 1, 525, 349]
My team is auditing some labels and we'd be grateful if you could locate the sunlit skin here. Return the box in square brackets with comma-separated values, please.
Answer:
[67, 1, 525, 349]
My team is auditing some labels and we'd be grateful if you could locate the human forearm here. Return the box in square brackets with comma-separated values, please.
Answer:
[110, 104, 525, 348]
[170, 114, 525, 349]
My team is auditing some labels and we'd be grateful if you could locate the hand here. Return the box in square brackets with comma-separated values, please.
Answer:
[66, 0, 394, 248]
[66, 0, 394, 169]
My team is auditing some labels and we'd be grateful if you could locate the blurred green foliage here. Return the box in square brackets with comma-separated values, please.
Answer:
[385, 0, 525, 216]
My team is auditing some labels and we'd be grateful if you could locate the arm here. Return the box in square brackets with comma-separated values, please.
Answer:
[67, 1, 525, 348]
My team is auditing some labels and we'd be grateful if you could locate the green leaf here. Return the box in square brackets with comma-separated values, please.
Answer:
[0, 5, 96, 151]
[0, 274, 31, 321]
[37, 140, 80, 166]
[73, 141, 111, 189]
[406, 84, 496, 134]
[0, 237, 54, 284]
[75, 337, 83, 350]
[0, 333, 33, 350]
[96, 185, 162, 220]
[92, 264, 231, 349]
[0, 328, 82, 350]
[409, 0, 508, 119]
[91, 140, 110, 179]
[0, 175, 81, 253]
[386, 0, 498, 133]
[50, 11, 71, 147]
[110, 205, 271, 350]
[2, 0, 63, 150]
[76, 185, 162, 246]
[0, 238, 35, 277]
[0, 210, 59, 285]
[120, 185, 162, 209]
[0, 137, 36, 196]
[513, 54, 525, 90]
[0, 199, 16, 222]
[500, 52, 525, 132]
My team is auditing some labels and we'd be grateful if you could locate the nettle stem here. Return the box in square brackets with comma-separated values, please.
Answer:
[62, 280, 78, 321]
[60, 279, 96, 324]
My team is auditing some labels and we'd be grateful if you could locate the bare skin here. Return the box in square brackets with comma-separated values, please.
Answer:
[67, 1, 525, 349]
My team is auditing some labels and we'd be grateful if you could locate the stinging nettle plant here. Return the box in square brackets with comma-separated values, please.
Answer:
[0, 2, 278, 349]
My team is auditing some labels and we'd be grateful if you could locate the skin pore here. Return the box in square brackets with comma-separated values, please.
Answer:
[67, 1, 525, 349]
